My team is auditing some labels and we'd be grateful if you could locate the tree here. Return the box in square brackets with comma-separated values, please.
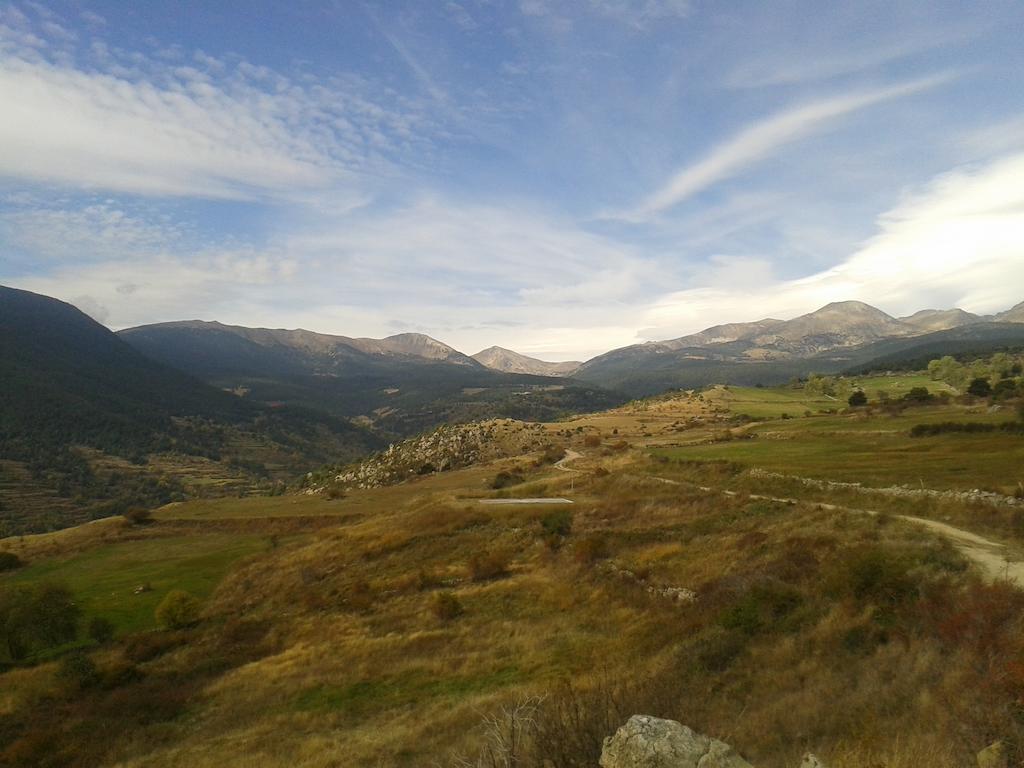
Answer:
[903, 387, 932, 404]
[88, 616, 115, 644]
[0, 583, 80, 661]
[155, 590, 201, 629]
[967, 377, 993, 398]
[847, 390, 868, 407]
[0, 552, 23, 572]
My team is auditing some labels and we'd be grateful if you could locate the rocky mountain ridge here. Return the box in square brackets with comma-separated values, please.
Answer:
[472, 345, 581, 376]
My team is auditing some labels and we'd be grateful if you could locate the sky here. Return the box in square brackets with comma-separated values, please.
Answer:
[1, 1, 1024, 361]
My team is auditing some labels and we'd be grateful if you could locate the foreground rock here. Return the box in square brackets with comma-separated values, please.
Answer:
[599, 715, 753, 768]
[600, 716, 830, 768]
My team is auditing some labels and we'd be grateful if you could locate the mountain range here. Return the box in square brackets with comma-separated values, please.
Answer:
[4, 284, 1024, 533]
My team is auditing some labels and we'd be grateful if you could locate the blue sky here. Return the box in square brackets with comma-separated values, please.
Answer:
[2, 0, 1023, 360]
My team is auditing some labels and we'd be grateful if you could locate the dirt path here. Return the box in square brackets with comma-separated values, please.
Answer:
[554, 449, 582, 472]
[647, 474, 1024, 586]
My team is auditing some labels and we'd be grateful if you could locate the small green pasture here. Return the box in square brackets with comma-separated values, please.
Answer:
[657, 406, 1024, 492]
[706, 376, 957, 419]
[0, 534, 265, 637]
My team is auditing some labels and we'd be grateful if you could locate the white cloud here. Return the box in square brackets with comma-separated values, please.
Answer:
[640, 151, 1024, 340]
[615, 75, 952, 222]
[0, 17, 438, 200]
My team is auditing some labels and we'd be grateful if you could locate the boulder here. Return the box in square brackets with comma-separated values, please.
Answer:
[600, 715, 753, 768]
[977, 741, 1007, 768]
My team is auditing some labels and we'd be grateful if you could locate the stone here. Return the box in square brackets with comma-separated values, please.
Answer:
[800, 755, 827, 768]
[600, 715, 753, 768]
[977, 741, 1007, 768]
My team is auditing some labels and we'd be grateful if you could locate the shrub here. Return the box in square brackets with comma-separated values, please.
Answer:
[848, 390, 868, 407]
[825, 547, 915, 607]
[433, 591, 463, 621]
[123, 630, 185, 663]
[718, 580, 804, 636]
[57, 651, 98, 689]
[155, 590, 201, 630]
[491, 470, 525, 489]
[88, 616, 115, 644]
[537, 445, 567, 465]
[540, 509, 573, 550]
[583, 434, 602, 448]
[0, 552, 23, 572]
[967, 377, 993, 397]
[0, 582, 80, 660]
[468, 549, 511, 581]
[122, 507, 152, 525]
[902, 387, 933, 404]
[694, 627, 746, 672]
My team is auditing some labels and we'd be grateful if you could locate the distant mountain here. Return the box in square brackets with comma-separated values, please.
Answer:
[900, 308, 982, 332]
[472, 346, 580, 377]
[0, 286, 380, 534]
[997, 301, 1024, 323]
[839, 322, 1024, 374]
[119, 321, 623, 438]
[574, 298, 1024, 396]
[661, 319, 785, 349]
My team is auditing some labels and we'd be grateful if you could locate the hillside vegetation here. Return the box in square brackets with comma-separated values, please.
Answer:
[2, 367, 1024, 766]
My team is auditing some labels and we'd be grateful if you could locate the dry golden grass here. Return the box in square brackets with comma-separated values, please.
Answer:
[4, 390, 1024, 767]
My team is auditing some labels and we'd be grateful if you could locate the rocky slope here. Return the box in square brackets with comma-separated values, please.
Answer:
[900, 307, 982, 331]
[314, 419, 550, 490]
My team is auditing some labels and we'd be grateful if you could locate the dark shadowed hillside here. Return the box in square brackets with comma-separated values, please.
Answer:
[0, 287, 381, 534]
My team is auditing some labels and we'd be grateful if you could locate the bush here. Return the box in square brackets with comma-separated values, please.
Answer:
[123, 630, 185, 663]
[540, 510, 573, 550]
[0, 582, 80, 660]
[0, 552, 23, 572]
[902, 387, 933, 404]
[122, 507, 152, 525]
[537, 445, 567, 465]
[848, 390, 868, 407]
[468, 550, 511, 581]
[491, 470, 525, 490]
[825, 547, 915, 607]
[583, 434, 602, 448]
[967, 377, 993, 397]
[88, 616, 115, 644]
[433, 591, 463, 621]
[155, 590, 201, 630]
[57, 651, 98, 689]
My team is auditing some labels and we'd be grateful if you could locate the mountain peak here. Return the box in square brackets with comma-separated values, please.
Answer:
[472, 346, 580, 377]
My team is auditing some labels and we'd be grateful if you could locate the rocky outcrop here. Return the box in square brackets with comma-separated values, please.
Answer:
[600, 716, 752, 768]
[310, 420, 546, 491]
[600, 716, 829, 768]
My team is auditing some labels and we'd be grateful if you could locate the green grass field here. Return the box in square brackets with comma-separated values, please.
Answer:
[656, 404, 1024, 492]
[0, 534, 266, 637]
[705, 376, 957, 419]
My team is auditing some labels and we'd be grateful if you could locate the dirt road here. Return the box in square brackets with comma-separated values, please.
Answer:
[648, 474, 1024, 586]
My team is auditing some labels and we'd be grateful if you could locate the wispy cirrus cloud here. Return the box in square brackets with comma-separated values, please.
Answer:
[612, 74, 954, 222]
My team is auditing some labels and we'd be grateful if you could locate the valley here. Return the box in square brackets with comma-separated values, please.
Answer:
[2, 360, 1024, 766]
